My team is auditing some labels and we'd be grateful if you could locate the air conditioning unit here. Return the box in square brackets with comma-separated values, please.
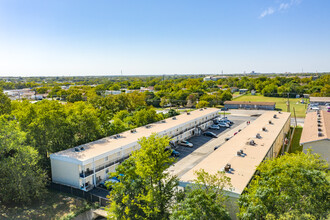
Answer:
[278, 111, 282, 114]
[273, 114, 277, 118]
[318, 123, 322, 127]
[269, 120, 272, 124]
[237, 151, 242, 156]
[161, 120, 166, 123]
[318, 128, 322, 132]
[187, 112, 190, 115]
[172, 117, 176, 120]
[262, 127, 267, 131]
[224, 163, 231, 172]
[249, 140, 256, 146]
[74, 147, 80, 152]
[256, 133, 261, 139]
[318, 132, 323, 137]
[80, 146, 85, 151]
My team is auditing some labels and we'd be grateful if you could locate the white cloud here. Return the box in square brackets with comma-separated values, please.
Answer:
[259, 0, 302, 18]
[260, 7, 275, 18]
[279, 3, 290, 10]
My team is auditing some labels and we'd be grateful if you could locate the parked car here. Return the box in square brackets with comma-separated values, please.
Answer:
[178, 140, 193, 148]
[220, 107, 228, 111]
[203, 131, 217, 138]
[165, 147, 180, 157]
[171, 149, 180, 157]
[99, 177, 120, 190]
[218, 122, 230, 128]
[219, 119, 233, 125]
[210, 124, 221, 130]
[311, 106, 320, 110]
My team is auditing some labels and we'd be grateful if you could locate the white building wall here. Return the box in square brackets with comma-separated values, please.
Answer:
[51, 159, 80, 188]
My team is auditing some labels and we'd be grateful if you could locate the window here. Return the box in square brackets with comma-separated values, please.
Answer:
[106, 168, 109, 173]
[105, 156, 108, 161]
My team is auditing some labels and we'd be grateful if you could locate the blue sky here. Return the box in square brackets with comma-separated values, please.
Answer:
[0, 0, 329, 76]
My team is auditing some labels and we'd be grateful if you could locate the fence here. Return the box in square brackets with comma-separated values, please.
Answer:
[49, 182, 109, 207]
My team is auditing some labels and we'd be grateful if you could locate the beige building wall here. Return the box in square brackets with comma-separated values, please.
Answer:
[303, 140, 330, 166]
[51, 159, 80, 188]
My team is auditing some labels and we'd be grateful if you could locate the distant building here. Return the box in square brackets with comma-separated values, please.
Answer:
[105, 90, 121, 95]
[300, 110, 329, 166]
[309, 97, 330, 105]
[230, 87, 239, 93]
[239, 89, 248, 94]
[50, 108, 219, 191]
[203, 76, 226, 81]
[251, 90, 256, 95]
[140, 86, 154, 93]
[224, 101, 276, 110]
[180, 111, 291, 218]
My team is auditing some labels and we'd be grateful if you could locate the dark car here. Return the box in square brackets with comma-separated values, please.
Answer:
[220, 107, 228, 111]
[165, 147, 180, 157]
[203, 131, 217, 138]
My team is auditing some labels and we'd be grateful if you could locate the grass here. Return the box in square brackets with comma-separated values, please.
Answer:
[234, 94, 308, 117]
[0, 189, 97, 220]
[289, 126, 303, 153]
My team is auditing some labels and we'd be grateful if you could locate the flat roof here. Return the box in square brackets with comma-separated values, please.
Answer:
[50, 108, 219, 164]
[300, 110, 330, 145]
[224, 101, 276, 106]
[180, 111, 291, 195]
[310, 97, 330, 102]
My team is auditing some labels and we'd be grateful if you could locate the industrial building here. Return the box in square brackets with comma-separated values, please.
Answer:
[300, 110, 329, 166]
[224, 101, 276, 110]
[309, 97, 330, 105]
[180, 111, 291, 202]
[50, 108, 219, 191]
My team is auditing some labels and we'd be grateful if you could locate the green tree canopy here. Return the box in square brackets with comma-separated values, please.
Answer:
[238, 152, 330, 219]
[0, 116, 48, 204]
[107, 134, 179, 220]
[171, 169, 232, 220]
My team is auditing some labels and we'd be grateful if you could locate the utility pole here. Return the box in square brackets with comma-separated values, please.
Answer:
[293, 107, 297, 127]
[287, 93, 290, 113]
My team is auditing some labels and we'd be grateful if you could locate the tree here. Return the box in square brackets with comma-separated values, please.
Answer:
[196, 100, 209, 108]
[107, 134, 179, 219]
[238, 152, 330, 219]
[0, 116, 48, 204]
[0, 88, 11, 115]
[171, 169, 232, 220]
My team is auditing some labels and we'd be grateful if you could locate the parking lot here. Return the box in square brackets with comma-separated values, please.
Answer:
[168, 115, 256, 178]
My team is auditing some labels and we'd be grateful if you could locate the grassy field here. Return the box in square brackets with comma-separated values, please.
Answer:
[0, 189, 97, 220]
[234, 94, 308, 117]
[289, 126, 303, 153]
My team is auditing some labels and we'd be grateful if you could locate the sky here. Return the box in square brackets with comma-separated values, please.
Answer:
[0, 0, 330, 76]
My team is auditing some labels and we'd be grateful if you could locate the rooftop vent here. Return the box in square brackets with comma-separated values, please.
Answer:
[172, 117, 176, 120]
[237, 150, 244, 156]
[318, 128, 322, 132]
[74, 147, 80, 152]
[256, 133, 261, 139]
[145, 125, 151, 128]
[317, 120, 321, 123]
[262, 127, 267, 131]
[278, 111, 282, 114]
[318, 123, 322, 127]
[269, 120, 272, 124]
[224, 163, 231, 172]
[317, 114, 321, 118]
[161, 120, 166, 123]
[187, 112, 190, 115]
[249, 140, 256, 146]
[273, 114, 277, 118]
[318, 132, 323, 137]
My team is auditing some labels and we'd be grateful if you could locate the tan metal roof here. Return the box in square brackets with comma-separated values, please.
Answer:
[50, 108, 219, 163]
[300, 110, 330, 145]
[309, 97, 330, 103]
[224, 101, 276, 106]
[180, 111, 291, 195]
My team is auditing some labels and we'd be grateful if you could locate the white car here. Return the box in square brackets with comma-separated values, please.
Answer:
[210, 124, 221, 130]
[218, 122, 230, 128]
[311, 106, 320, 110]
[178, 140, 193, 148]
